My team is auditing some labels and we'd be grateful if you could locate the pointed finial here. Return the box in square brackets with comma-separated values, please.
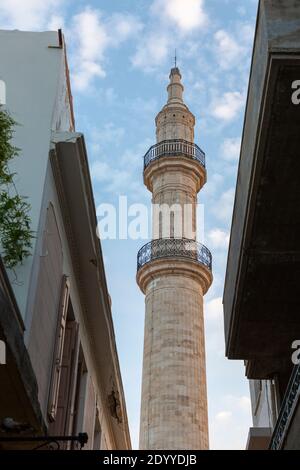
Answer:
[174, 49, 177, 68]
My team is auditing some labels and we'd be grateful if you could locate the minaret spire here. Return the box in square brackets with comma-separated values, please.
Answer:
[167, 64, 184, 105]
[174, 48, 177, 68]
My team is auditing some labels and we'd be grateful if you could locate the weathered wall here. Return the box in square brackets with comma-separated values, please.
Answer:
[0, 30, 72, 318]
[140, 273, 208, 449]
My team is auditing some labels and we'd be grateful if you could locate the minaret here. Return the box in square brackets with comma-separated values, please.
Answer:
[137, 66, 213, 450]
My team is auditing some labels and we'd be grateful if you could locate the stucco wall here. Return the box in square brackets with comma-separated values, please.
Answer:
[25, 159, 117, 448]
[0, 30, 72, 318]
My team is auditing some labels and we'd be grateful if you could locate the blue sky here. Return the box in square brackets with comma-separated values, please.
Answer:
[0, 0, 259, 449]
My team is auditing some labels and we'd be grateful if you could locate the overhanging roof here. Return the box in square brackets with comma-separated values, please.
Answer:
[223, 0, 300, 374]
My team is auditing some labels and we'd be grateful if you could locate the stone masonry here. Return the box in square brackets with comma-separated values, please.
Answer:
[137, 68, 213, 450]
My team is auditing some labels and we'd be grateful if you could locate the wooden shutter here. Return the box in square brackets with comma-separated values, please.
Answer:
[64, 321, 79, 438]
[47, 275, 70, 422]
[49, 320, 79, 445]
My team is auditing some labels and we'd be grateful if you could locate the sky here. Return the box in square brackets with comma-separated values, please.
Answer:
[0, 0, 260, 449]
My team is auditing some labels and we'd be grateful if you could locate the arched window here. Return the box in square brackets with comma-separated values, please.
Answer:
[170, 211, 175, 238]
[159, 212, 163, 239]
[0, 80, 6, 105]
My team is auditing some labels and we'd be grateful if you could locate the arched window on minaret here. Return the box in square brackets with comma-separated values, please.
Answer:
[159, 211, 163, 239]
[0, 80, 6, 105]
[170, 211, 175, 238]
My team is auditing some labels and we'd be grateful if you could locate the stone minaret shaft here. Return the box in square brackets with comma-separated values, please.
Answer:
[137, 67, 213, 450]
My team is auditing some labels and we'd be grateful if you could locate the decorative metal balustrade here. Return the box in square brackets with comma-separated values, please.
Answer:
[143, 139, 206, 170]
[0, 432, 88, 450]
[270, 363, 300, 450]
[137, 238, 212, 272]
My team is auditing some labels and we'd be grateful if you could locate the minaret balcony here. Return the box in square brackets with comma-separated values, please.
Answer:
[144, 139, 205, 170]
[137, 237, 212, 272]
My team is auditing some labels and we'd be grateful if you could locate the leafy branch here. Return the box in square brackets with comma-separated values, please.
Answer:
[0, 105, 33, 269]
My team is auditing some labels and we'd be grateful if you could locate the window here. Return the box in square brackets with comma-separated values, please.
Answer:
[72, 347, 88, 440]
[48, 275, 70, 422]
[48, 295, 79, 447]
[170, 211, 175, 238]
[159, 212, 163, 239]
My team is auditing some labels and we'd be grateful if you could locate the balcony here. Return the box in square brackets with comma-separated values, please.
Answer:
[137, 238, 212, 272]
[143, 139, 205, 170]
[270, 364, 300, 450]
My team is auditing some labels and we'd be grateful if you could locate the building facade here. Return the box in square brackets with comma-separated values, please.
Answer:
[137, 67, 212, 450]
[0, 30, 130, 450]
[223, 0, 300, 450]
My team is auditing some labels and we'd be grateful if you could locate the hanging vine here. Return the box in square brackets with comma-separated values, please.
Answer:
[0, 105, 33, 269]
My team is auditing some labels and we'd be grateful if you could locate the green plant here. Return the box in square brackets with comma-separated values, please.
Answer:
[0, 105, 33, 269]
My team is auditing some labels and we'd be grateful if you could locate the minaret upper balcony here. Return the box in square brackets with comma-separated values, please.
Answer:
[144, 139, 205, 170]
[143, 67, 207, 192]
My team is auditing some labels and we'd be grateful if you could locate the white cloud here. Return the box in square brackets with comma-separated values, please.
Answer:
[239, 22, 255, 45]
[104, 87, 118, 104]
[68, 9, 108, 91]
[214, 30, 243, 70]
[129, 97, 158, 115]
[47, 14, 64, 31]
[210, 395, 251, 449]
[151, 0, 208, 32]
[205, 297, 223, 323]
[237, 6, 247, 17]
[213, 23, 254, 71]
[221, 137, 241, 162]
[236, 396, 252, 413]
[0, 0, 62, 30]
[107, 13, 143, 46]
[131, 34, 170, 72]
[91, 123, 125, 147]
[202, 173, 224, 199]
[211, 91, 245, 122]
[207, 229, 230, 250]
[132, 0, 208, 72]
[215, 411, 232, 422]
[204, 296, 225, 359]
[90, 160, 130, 193]
[68, 8, 143, 91]
[90, 159, 145, 201]
[90, 147, 145, 199]
[0, 3, 143, 91]
[213, 187, 235, 224]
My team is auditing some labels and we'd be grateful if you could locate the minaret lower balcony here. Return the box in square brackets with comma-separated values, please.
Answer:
[137, 238, 212, 271]
[144, 139, 205, 170]
[137, 238, 212, 294]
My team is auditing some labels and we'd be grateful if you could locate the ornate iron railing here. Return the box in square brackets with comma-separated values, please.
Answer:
[144, 139, 206, 170]
[137, 238, 212, 272]
[0, 432, 88, 450]
[270, 363, 300, 450]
